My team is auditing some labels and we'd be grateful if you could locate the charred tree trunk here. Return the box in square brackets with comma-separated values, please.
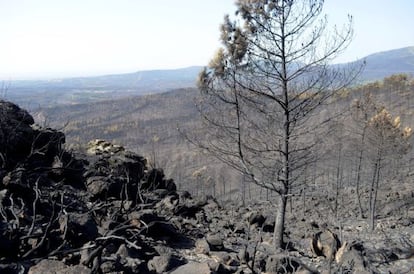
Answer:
[273, 192, 288, 249]
[369, 151, 382, 231]
[355, 126, 367, 218]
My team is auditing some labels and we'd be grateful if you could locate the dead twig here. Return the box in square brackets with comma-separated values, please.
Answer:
[27, 178, 41, 237]
[22, 200, 57, 258]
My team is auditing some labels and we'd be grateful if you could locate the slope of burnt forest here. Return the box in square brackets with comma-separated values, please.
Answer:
[2, 92, 414, 273]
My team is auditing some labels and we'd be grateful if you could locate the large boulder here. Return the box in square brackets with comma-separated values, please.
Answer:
[85, 139, 148, 202]
[0, 100, 35, 169]
[84, 140, 177, 203]
[0, 100, 66, 171]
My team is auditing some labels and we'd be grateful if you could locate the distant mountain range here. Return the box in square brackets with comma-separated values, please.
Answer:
[359, 46, 414, 81]
[2, 46, 414, 107]
[3, 66, 202, 107]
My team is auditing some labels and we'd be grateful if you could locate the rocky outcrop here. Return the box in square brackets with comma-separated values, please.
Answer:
[0, 100, 64, 170]
[0, 100, 183, 273]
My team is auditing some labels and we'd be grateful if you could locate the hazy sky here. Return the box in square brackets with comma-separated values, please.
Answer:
[0, 0, 412, 79]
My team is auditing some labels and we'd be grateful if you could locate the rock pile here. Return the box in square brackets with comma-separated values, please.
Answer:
[0, 100, 186, 273]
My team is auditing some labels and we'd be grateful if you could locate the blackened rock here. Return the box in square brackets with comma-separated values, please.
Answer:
[129, 209, 161, 225]
[0, 168, 6, 181]
[0, 100, 34, 125]
[174, 203, 203, 219]
[128, 210, 179, 241]
[86, 140, 146, 182]
[0, 100, 34, 169]
[85, 141, 147, 202]
[109, 152, 146, 181]
[174, 195, 208, 219]
[0, 221, 19, 258]
[28, 126, 65, 168]
[262, 215, 275, 233]
[57, 184, 90, 212]
[116, 244, 144, 273]
[2, 168, 34, 203]
[146, 221, 179, 241]
[142, 168, 176, 191]
[53, 151, 87, 189]
[0, 100, 67, 172]
[0, 263, 27, 274]
[86, 176, 111, 200]
[248, 213, 266, 227]
[147, 253, 183, 274]
[59, 212, 99, 245]
[155, 194, 180, 213]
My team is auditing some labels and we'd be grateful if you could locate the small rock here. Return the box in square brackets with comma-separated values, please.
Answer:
[156, 195, 179, 212]
[100, 260, 118, 273]
[195, 238, 210, 254]
[148, 253, 183, 274]
[169, 262, 212, 274]
[86, 176, 110, 198]
[248, 213, 266, 227]
[148, 254, 171, 273]
[114, 244, 143, 272]
[28, 259, 91, 274]
[206, 233, 224, 251]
